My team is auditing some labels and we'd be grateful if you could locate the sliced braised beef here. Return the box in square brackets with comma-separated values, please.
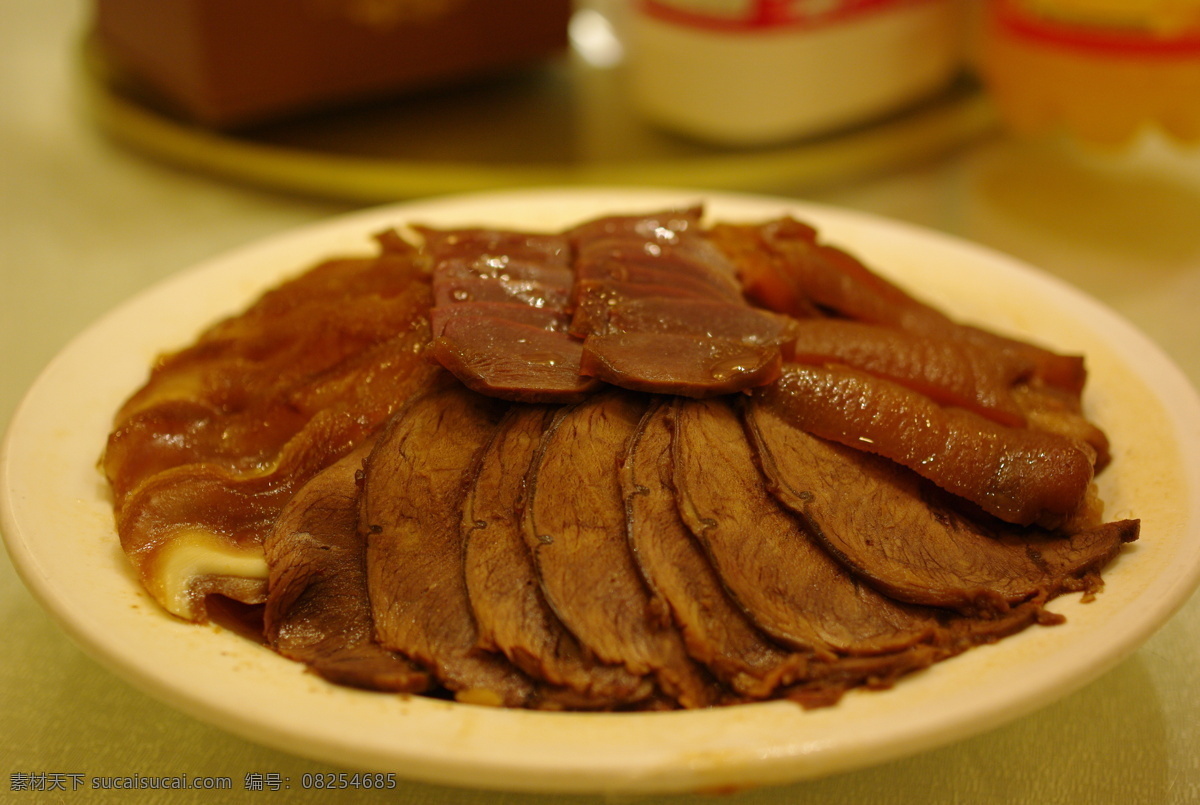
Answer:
[567, 209, 789, 397]
[622, 400, 813, 699]
[523, 390, 721, 708]
[670, 397, 940, 657]
[758, 364, 1098, 529]
[264, 440, 430, 692]
[362, 379, 537, 707]
[568, 279, 728, 338]
[421, 226, 597, 403]
[745, 397, 1139, 615]
[463, 404, 654, 707]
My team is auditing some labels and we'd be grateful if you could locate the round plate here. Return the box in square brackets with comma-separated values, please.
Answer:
[3, 188, 1199, 795]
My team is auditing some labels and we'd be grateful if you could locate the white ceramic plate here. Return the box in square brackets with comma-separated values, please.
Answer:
[3, 188, 1199, 795]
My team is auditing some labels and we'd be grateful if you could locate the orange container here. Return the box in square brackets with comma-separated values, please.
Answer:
[978, 0, 1200, 146]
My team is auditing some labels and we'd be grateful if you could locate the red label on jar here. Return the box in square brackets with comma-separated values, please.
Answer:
[993, 0, 1200, 57]
[638, 0, 924, 31]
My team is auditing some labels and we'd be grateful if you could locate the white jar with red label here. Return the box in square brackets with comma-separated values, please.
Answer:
[622, 0, 965, 146]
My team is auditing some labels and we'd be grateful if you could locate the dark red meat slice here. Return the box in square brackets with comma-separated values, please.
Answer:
[523, 391, 721, 707]
[423, 226, 592, 403]
[431, 302, 571, 338]
[586, 297, 796, 344]
[429, 316, 601, 403]
[759, 365, 1097, 529]
[567, 207, 705, 244]
[579, 332, 783, 398]
[574, 257, 740, 304]
[745, 397, 1139, 615]
[568, 279, 726, 337]
[569, 210, 788, 397]
[264, 441, 430, 692]
[433, 275, 572, 310]
[575, 239, 743, 301]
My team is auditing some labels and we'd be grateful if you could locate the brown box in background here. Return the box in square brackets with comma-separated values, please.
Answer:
[94, 0, 573, 129]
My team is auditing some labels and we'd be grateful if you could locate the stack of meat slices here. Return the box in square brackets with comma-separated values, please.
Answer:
[103, 209, 1139, 710]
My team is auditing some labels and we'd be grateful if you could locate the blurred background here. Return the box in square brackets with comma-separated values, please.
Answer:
[2, 1, 1199, 803]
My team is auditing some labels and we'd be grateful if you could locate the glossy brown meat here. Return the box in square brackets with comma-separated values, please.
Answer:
[566, 207, 705, 245]
[759, 365, 1097, 528]
[709, 219, 1087, 394]
[105, 259, 433, 505]
[264, 441, 430, 692]
[585, 297, 796, 343]
[569, 210, 785, 397]
[568, 279, 723, 338]
[579, 332, 783, 399]
[671, 397, 940, 657]
[363, 380, 536, 707]
[429, 316, 602, 403]
[745, 397, 1139, 614]
[463, 404, 654, 707]
[575, 238, 743, 302]
[116, 358, 441, 622]
[423, 226, 593, 403]
[788, 318, 1033, 427]
[431, 302, 571, 338]
[523, 391, 720, 707]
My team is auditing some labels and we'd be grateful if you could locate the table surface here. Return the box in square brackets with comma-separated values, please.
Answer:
[3, 3, 1198, 804]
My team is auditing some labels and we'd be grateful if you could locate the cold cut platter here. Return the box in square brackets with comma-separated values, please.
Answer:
[2, 188, 1198, 794]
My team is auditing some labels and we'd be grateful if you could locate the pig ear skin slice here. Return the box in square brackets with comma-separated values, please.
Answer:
[523, 390, 723, 708]
[708, 219, 1087, 394]
[744, 398, 1139, 616]
[264, 440, 431, 693]
[786, 318, 1032, 427]
[463, 404, 655, 707]
[759, 364, 1096, 529]
[670, 396, 941, 658]
[362, 380, 538, 708]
